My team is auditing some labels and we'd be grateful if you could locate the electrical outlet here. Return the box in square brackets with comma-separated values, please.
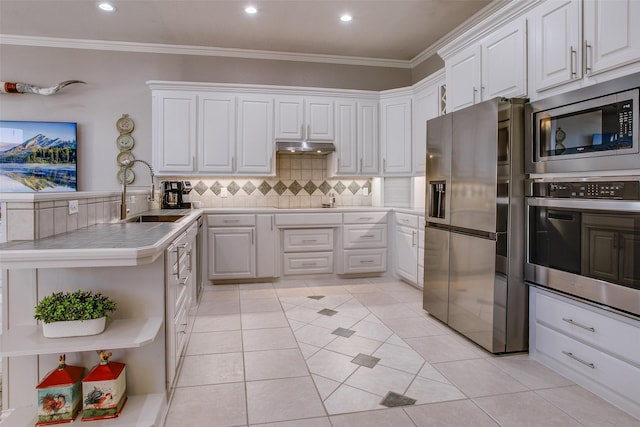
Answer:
[220, 187, 228, 198]
[68, 199, 79, 214]
[363, 187, 369, 196]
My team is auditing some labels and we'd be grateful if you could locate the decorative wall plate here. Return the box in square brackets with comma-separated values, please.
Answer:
[116, 115, 135, 133]
[116, 150, 135, 166]
[116, 134, 135, 150]
[117, 168, 135, 185]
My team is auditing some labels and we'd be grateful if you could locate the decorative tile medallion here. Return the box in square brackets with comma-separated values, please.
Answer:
[193, 181, 209, 195]
[227, 181, 240, 195]
[380, 391, 417, 407]
[289, 180, 303, 195]
[348, 181, 361, 195]
[317, 308, 338, 317]
[333, 181, 346, 194]
[303, 180, 318, 195]
[273, 181, 288, 195]
[318, 181, 332, 195]
[332, 327, 356, 338]
[242, 181, 257, 195]
[210, 181, 222, 196]
[258, 181, 272, 195]
[351, 353, 380, 369]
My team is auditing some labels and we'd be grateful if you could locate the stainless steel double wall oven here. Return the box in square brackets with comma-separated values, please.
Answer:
[525, 73, 640, 318]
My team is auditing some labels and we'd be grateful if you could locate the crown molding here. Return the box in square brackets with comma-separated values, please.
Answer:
[0, 34, 413, 69]
[410, 0, 512, 67]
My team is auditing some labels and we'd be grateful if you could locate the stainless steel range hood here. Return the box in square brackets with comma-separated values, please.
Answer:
[276, 140, 335, 154]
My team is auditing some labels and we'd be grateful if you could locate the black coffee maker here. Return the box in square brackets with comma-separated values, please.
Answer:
[161, 181, 192, 209]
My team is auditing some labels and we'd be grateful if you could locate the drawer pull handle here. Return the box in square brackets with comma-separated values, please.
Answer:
[359, 217, 373, 220]
[361, 235, 375, 238]
[562, 318, 595, 332]
[301, 239, 318, 243]
[359, 260, 375, 263]
[223, 219, 240, 223]
[302, 262, 317, 266]
[562, 351, 595, 369]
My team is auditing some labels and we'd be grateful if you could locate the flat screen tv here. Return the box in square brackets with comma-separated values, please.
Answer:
[0, 121, 77, 192]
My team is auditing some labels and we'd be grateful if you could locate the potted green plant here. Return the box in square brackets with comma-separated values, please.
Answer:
[34, 290, 117, 338]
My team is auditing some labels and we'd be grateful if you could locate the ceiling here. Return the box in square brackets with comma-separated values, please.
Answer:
[0, 0, 499, 66]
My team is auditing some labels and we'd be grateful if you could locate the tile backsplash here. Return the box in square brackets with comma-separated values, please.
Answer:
[168, 154, 373, 209]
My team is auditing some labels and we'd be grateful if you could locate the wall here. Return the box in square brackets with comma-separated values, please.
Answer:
[0, 44, 411, 193]
[412, 54, 445, 84]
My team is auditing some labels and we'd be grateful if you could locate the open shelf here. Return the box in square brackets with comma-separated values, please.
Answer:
[0, 317, 163, 357]
[0, 393, 165, 426]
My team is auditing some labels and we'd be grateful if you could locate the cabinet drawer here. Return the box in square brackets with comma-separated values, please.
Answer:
[396, 212, 418, 228]
[276, 213, 341, 226]
[175, 298, 189, 358]
[343, 249, 387, 273]
[343, 224, 387, 249]
[283, 228, 333, 252]
[536, 323, 640, 406]
[536, 292, 640, 364]
[343, 211, 388, 224]
[283, 252, 333, 275]
[207, 214, 255, 227]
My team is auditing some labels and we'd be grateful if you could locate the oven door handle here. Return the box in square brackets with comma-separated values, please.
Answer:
[526, 197, 640, 212]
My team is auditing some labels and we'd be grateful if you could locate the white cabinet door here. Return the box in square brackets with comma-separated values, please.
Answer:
[530, 0, 582, 91]
[153, 91, 197, 173]
[333, 99, 358, 175]
[413, 83, 441, 174]
[237, 95, 274, 174]
[381, 97, 412, 175]
[446, 45, 482, 112]
[306, 97, 334, 141]
[275, 96, 334, 141]
[358, 100, 380, 175]
[583, 0, 640, 76]
[481, 19, 527, 99]
[256, 214, 277, 278]
[208, 227, 256, 279]
[396, 224, 418, 284]
[199, 93, 235, 173]
[275, 97, 304, 140]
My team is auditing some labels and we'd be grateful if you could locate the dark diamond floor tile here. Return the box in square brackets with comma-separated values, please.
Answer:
[332, 327, 356, 338]
[351, 353, 380, 368]
[317, 308, 338, 316]
[307, 295, 325, 300]
[380, 391, 417, 407]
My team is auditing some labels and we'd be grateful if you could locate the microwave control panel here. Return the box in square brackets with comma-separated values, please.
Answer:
[618, 100, 634, 138]
[531, 181, 640, 200]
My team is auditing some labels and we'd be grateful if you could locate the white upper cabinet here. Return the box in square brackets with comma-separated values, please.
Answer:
[152, 90, 197, 173]
[530, 0, 582, 92]
[358, 101, 380, 175]
[198, 93, 236, 173]
[530, 0, 640, 95]
[583, 0, 640, 76]
[481, 19, 527, 100]
[445, 18, 527, 112]
[275, 96, 334, 141]
[412, 73, 444, 174]
[380, 94, 412, 175]
[446, 45, 482, 112]
[237, 95, 274, 174]
[331, 98, 379, 176]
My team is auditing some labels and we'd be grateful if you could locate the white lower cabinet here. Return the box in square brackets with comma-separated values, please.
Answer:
[395, 212, 419, 284]
[530, 287, 640, 419]
[207, 214, 256, 280]
[282, 228, 334, 275]
[341, 211, 388, 274]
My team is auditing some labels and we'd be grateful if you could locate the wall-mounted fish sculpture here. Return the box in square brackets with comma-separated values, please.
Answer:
[1, 79, 85, 95]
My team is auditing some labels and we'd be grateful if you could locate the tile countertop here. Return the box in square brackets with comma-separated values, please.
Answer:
[0, 206, 423, 269]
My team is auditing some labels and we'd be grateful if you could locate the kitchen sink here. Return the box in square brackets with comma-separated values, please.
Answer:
[126, 214, 185, 223]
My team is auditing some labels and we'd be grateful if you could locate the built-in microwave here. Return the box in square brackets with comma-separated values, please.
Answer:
[526, 73, 640, 174]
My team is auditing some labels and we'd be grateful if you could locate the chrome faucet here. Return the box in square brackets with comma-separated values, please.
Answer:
[120, 159, 155, 220]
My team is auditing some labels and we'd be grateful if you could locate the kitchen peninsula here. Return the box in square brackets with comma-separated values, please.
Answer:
[0, 207, 201, 426]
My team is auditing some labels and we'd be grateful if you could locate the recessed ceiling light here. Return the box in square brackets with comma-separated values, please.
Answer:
[98, 2, 116, 12]
[340, 14, 352, 22]
[245, 6, 258, 14]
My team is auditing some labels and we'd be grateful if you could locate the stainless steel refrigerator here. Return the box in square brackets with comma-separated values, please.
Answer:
[423, 97, 528, 353]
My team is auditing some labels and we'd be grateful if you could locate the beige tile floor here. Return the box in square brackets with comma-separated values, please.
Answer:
[164, 278, 640, 427]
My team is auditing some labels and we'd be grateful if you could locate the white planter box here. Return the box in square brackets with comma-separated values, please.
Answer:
[42, 317, 106, 338]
